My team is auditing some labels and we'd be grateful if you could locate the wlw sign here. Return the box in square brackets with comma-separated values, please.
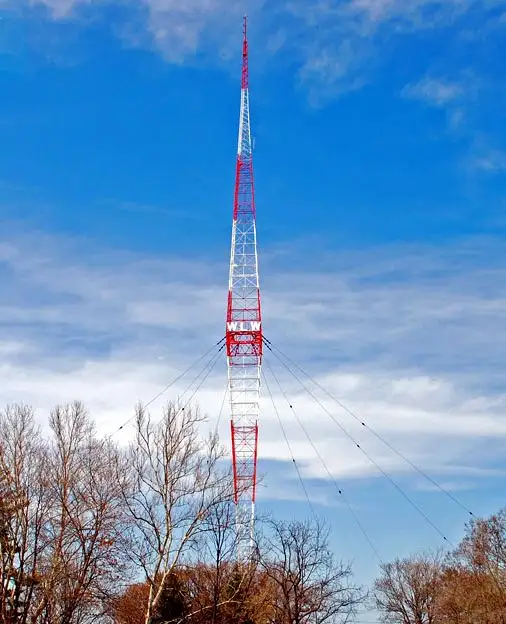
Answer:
[227, 321, 261, 332]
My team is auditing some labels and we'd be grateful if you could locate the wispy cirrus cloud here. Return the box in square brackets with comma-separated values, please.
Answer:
[402, 77, 463, 107]
[285, 0, 506, 101]
[4, 0, 505, 93]
[137, 0, 267, 63]
[401, 74, 470, 135]
[26, 0, 96, 19]
[472, 147, 506, 172]
[401, 73, 506, 174]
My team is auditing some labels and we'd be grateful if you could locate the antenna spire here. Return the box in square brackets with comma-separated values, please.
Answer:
[241, 15, 249, 90]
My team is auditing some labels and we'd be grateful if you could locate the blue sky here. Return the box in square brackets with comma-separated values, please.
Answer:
[1, 1, 506, 620]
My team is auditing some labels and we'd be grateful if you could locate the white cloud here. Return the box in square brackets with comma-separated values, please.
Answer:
[28, 0, 93, 19]
[401, 75, 506, 174]
[7, 0, 505, 96]
[286, 0, 505, 100]
[1, 228, 506, 498]
[472, 147, 506, 172]
[139, 0, 266, 63]
[402, 77, 463, 107]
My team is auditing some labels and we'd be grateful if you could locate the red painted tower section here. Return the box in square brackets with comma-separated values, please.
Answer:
[226, 16, 262, 560]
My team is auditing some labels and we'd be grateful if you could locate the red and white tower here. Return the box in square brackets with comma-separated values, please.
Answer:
[226, 16, 262, 560]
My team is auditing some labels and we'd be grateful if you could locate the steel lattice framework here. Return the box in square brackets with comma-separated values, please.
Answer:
[226, 16, 262, 561]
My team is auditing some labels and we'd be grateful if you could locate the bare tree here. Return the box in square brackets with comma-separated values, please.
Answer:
[22, 402, 131, 624]
[260, 518, 365, 624]
[374, 551, 443, 624]
[0, 404, 49, 624]
[120, 402, 231, 624]
[185, 500, 237, 623]
[182, 499, 272, 624]
[0, 402, 132, 624]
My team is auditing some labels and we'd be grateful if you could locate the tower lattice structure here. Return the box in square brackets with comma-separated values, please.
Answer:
[226, 16, 262, 561]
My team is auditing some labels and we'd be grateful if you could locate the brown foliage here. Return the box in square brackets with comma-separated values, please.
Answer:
[456, 510, 506, 593]
[113, 554, 361, 624]
[182, 562, 275, 624]
[112, 565, 274, 624]
[440, 510, 506, 624]
[436, 567, 504, 624]
[113, 583, 150, 624]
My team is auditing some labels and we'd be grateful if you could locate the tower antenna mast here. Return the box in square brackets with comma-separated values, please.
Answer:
[226, 15, 263, 560]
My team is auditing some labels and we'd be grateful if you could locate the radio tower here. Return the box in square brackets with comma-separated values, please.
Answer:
[226, 16, 263, 561]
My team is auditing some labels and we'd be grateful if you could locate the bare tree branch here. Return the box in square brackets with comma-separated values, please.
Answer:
[119, 401, 231, 624]
[260, 518, 366, 624]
